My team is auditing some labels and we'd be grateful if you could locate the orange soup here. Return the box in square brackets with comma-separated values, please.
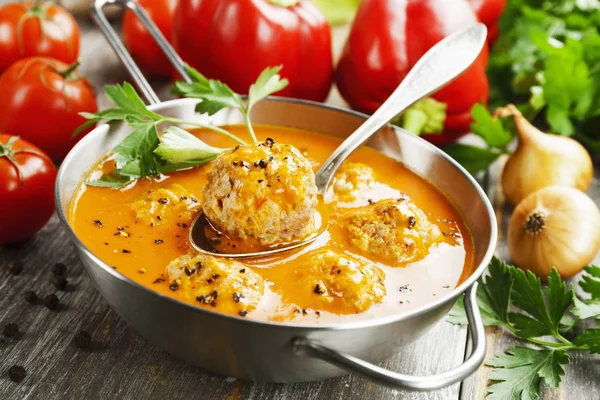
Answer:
[69, 125, 474, 323]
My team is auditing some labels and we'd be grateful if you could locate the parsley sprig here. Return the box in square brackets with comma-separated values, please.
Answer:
[79, 64, 288, 188]
[449, 258, 600, 399]
[172, 65, 288, 143]
[443, 104, 513, 175]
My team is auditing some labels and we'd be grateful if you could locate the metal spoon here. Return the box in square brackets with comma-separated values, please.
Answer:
[190, 23, 488, 258]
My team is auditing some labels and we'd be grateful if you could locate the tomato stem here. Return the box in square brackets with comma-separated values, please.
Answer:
[0, 136, 50, 188]
[59, 60, 81, 79]
[0, 137, 26, 188]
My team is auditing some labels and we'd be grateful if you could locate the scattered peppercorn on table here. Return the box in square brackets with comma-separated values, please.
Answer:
[1, 18, 600, 400]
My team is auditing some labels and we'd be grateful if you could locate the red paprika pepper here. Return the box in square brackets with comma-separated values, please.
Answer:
[172, 0, 333, 102]
[335, 0, 489, 146]
[467, 0, 507, 44]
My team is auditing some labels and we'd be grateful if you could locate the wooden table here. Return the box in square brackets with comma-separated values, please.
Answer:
[1, 16, 599, 400]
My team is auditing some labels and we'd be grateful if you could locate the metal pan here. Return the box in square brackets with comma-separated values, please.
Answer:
[55, 0, 497, 390]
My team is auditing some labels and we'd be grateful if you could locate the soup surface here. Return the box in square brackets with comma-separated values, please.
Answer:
[69, 125, 474, 324]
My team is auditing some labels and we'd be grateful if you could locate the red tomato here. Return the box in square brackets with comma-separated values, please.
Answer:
[0, 2, 79, 72]
[173, 0, 333, 102]
[0, 57, 98, 161]
[0, 135, 57, 245]
[122, 0, 176, 77]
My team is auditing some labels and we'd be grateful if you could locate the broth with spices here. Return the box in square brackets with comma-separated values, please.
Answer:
[69, 125, 474, 323]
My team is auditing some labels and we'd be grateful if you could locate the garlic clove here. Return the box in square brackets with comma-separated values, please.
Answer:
[508, 185, 600, 279]
[497, 105, 593, 205]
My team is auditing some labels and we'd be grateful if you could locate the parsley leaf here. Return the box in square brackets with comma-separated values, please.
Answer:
[486, 347, 569, 400]
[173, 64, 288, 142]
[571, 296, 600, 320]
[470, 104, 513, 148]
[579, 265, 600, 299]
[448, 257, 515, 328]
[443, 143, 504, 175]
[247, 66, 289, 110]
[574, 329, 600, 353]
[510, 268, 573, 338]
[86, 174, 132, 188]
[154, 126, 225, 164]
[173, 65, 243, 116]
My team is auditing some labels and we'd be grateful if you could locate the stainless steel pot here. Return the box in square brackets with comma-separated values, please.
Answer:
[55, 0, 498, 391]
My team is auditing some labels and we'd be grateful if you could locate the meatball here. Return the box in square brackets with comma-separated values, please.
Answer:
[333, 198, 444, 266]
[273, 249, 386, 314]
[166, 253, 264, 315]
[327, 162, 401, 208]
[131, 184, 200, 227]
[202, 138, 318, 247]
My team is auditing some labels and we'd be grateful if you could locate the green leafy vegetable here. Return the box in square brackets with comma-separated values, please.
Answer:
[173, 64, 288, 142]
[442, 105, 511, 175]
[487, 0, 600, 153]
[448, 257, 600, 399]
[579, 265, 600, 298]
[80, 65, 287, 189]
[154, 126, 225, 164]
[443, 143, 504, 175]
[486, 348, 569, 400]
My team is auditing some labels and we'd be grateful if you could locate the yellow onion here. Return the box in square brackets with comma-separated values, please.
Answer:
[496, 105, 593, 205]
[508, 186, 600, 279]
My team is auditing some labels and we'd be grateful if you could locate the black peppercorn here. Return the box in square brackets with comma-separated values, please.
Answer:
[8, 261, 23, 275]
[23, 290, 37, 305]
[52, 276, 68, 291]
[3, 323, 19, 338]
[169, 283, 178, 291]
[51, 263, 66, 276]
[73, 331, 92, 349]
[7, 365, 26, 382]
[239, 310, 247, 317]
[44, 294, 59, 310]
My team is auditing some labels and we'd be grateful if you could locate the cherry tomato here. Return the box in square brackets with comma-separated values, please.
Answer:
[0, 134, 57, 245]
[122, 0, 176, 78]
[0, 2, 79, 72]
[0, 57, 98, 161]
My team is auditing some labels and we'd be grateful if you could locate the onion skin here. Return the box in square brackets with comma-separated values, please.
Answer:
[508, 186, 600, 280]
[497, 105, 593, 206]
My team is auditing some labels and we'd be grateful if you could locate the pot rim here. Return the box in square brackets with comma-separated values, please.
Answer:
[55, 96, 498, 331]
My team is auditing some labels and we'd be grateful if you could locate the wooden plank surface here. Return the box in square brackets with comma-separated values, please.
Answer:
[0, 16, 469, 400]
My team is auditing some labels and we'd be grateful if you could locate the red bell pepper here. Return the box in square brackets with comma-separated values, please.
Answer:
[467, 0, 507, 44]
[172, 0, 333, 102]
[335, 0, 489, 146]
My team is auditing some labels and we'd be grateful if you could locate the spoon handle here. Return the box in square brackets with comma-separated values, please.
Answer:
[315, 23, 488, 192]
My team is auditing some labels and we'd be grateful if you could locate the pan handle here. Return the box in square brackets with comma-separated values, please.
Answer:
[90, 0, 192, 105]
[292, 283, 485, 391]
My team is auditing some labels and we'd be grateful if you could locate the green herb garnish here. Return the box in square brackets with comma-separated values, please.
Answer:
[79, 65, 288, 189]
[172, 65, 288, 143]
[449, 258, 600, 399]
[442, 104, 513, 174]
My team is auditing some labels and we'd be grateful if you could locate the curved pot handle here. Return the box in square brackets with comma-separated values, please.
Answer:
[292, 283, 485, 391]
